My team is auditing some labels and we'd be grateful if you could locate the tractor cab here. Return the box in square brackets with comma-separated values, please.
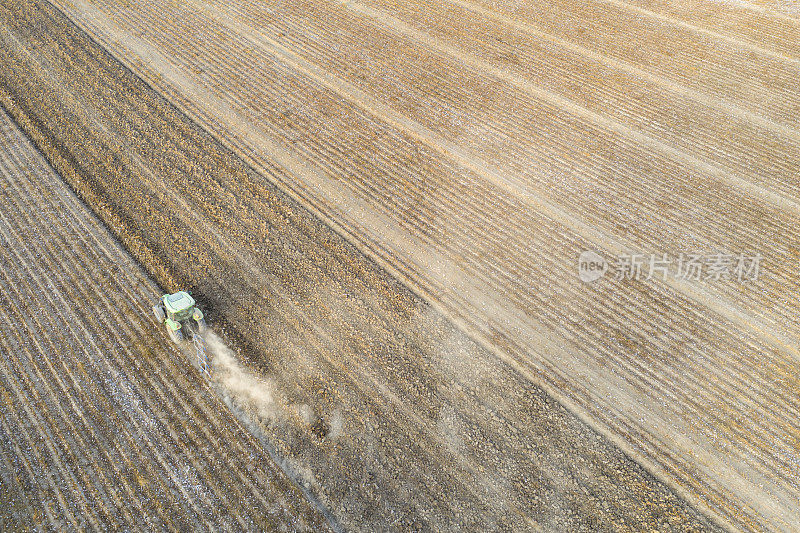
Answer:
[163, 291, 196, 322]
[153, 290, 206, 343]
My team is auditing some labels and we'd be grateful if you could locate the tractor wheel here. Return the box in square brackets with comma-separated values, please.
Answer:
[169, 327, 184, 344]
[152, 304, 165, 323]
[196, 318, 207, 333]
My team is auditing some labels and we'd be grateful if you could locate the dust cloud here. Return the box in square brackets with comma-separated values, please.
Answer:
[204, 331, 285, 423]
[203, 330, 341, 441]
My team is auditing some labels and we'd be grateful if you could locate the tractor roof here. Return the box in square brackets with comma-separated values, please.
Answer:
[163, 291, 195, 314]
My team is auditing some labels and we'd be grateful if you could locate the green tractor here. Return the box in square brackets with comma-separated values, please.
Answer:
[152, 291, 206, 343]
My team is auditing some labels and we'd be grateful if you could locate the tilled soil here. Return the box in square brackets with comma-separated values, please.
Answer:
[4, 0, 799, 529]
[0, 107, 330, 530]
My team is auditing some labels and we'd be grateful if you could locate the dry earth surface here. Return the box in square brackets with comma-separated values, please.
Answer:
[0, 0, 797, 530]
[0, 106, 330, 530]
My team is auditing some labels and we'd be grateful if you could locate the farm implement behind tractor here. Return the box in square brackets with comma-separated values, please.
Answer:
[153, 291, 210, 375]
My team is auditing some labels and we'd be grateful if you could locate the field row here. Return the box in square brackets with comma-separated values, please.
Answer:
[615, 0, 800, 56]
[66, 0, 800, 338]
[0, 0, 722, 529]
[43, 0, 800, 529]
[0, 107, 329, 529]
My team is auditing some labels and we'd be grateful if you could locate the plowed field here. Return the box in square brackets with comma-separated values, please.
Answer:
[0, 0, 796, 530]
[0, 107, 329, 530]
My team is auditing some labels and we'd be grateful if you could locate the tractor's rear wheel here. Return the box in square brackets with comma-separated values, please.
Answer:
[169, 327, 184, 344]
[152, 304, 165, 323]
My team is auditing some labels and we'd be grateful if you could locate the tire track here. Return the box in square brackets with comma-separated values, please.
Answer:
[611, 0, 800, 55]
[462, 0, 800, 118]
